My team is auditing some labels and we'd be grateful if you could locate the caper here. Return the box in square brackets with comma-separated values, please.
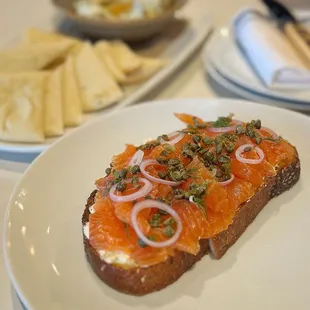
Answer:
[162, 226, 175, 237]
[116, 181, 126, 192]
[235, 125, 245, 135]
[218, 154, 230, 163]
[216, 142, 223, 155]
[193, 135, 201, 144]
[158, 171, 167, 179]
[105, 167, 112, 175]
[129, 165, 140, 174]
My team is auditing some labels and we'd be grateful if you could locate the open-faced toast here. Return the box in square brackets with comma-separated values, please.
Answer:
[82, 113, 300, 295]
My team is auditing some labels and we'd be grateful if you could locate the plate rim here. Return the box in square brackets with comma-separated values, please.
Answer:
[4, 97, 310, 310]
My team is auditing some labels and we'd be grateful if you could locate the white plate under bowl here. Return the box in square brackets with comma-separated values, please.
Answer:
[3, 98, 310, 310]
[0, 2, 212, 154]
[202, 49, 310, 112]
[207, 28, 310, 104]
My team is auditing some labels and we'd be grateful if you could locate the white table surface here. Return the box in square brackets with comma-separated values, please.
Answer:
[1, 0, 309, 309]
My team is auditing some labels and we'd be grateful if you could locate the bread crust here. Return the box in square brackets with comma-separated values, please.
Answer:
[82, 157, 300, 295]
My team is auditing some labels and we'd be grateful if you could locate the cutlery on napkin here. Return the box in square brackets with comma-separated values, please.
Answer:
[232, 7, 310, 90]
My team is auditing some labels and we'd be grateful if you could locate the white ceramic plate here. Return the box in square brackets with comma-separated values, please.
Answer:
[207, 27, 310, 104]
[0, 3, 212, 154]
[201, 49, 310, 112]
[3, 98, 310, 310]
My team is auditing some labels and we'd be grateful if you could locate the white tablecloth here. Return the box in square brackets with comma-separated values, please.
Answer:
[1, 0, 309, 309]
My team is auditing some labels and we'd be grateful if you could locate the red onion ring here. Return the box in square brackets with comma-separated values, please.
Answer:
[131, 200, 183, 248]
[109, 178, 152, 202]
[128, 149, 144, 166]
[219, 174, 235, 186]
[208, 120, 242, 133]
[140, 159, 181, 186]
[160, 131, 185, 145]
[235, 144, 265, 165]
[260, 127, 279, 140]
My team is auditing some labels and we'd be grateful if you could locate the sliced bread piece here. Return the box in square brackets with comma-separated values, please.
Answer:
[109, 40, 142, 74]
[62, 57, 83, 127]
[120, 56, 166, 85]
[0, 42, 72, 72]
[0, 72, 47, 143]
[94, 41, 127, 83]
[44, 66, 64, 137]
[75, 43, 123, 112]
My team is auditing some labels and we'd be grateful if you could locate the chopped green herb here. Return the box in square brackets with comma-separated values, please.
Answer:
[174, 189, 185, 199]
[161, 134, 169, 141]
[129, 165, 140, 174]
[138, 140, 160, 150]
[202, 136, 214, 145]
[149, 214, 161, 228]
[162, 225, 175, 237]
[218, 154, 231, 163]
[164, 217, 176, 226]
[191, 196, 207, 216]
[116, 181, 127, 192]
[168, 170, 183, 182]
[158, 171, 167, 179]
[156, 157, 169, 165]
[138, 238, 147, 248]
[251, 119, 261, 129]
[221, 162, 232, 175]
[189, 182, 207, 196]
[211, 114, 233, 128]
[224, 141, 235, 153]
[216, 142, 223, 155]
[132, 175, 141, 188]
[192, 135, 202, 144]
[164, 144, 175, 154]
[168, 158, 180, 166]
[193, 117, 207, 129]
[235, 125, 246, 135]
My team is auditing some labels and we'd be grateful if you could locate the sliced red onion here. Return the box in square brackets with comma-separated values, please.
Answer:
[160, 131, 185, 145]
[140, 159, 181, 186]
[129, 149, 144, 166]
[109, 178, 152, 202]
[131, 200, 183, 248]
[208, 120, 242, 133]
[219, 174, 235, 186]
[89, 204, 95, 214]
[260, 127, 279, 139]
[235, 144, 264, 165]
[189, 195, 195, 203]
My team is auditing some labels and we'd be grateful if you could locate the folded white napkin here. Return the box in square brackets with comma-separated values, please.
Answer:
[233, 8, 310, 90]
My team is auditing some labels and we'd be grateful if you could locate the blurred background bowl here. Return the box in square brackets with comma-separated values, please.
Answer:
[51, 0, 188, 41]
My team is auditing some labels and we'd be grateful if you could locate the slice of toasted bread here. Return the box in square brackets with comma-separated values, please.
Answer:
[82, 155, 300, 295]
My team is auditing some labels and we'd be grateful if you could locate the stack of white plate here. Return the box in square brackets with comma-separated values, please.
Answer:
[202, 24, 310, 112]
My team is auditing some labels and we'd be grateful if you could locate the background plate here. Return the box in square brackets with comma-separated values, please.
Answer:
[207, 28, 310, 104]
[0, 3, 212, 154]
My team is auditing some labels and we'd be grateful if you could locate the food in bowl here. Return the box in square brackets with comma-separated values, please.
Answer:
[74, 0, 174, 20]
